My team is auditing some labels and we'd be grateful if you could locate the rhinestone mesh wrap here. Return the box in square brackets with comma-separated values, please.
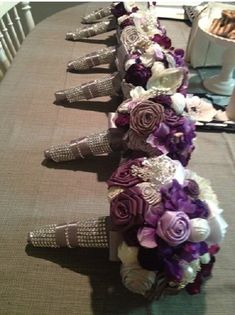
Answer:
[71, 46, 116, 70]
[45, 131, 112, 162]
[81, 6, 112, 23]
[28, 217, 109, 248]
[70, 21, 112, 40]
[65, 74, 117, 103]
[28, 224, 58, 248]
[87, 131, 112, 155]
[75, 217, 109, 248]
[44, 143, 77, 162]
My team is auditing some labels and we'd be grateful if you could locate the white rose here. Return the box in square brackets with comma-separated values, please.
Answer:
[124, 1, 136, 12]
[140, 46, 156, 67]
[171, 93, 186, 115]
[118, 242, 138, 265]
[200, 253, 211, 264]
[189, 218, 211, 242]
[205, 200, 228, 245]
[121, 264, 156, 296]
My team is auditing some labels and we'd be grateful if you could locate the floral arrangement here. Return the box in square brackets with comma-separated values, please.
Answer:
[112, 2, 189, 98]
[112, 95, 196, 166]
[107, 155, 228, 298]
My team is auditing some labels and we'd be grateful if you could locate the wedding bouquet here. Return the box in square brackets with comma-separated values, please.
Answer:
[28, 155, 228, 299]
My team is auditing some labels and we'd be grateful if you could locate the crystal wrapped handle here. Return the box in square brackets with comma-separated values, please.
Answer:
[67, 46, 116, 71]
[81, 6, 112, 24]
[55, 72, 121, 103]
[44, 128, 125, 162]
[66, 19, 116, 40]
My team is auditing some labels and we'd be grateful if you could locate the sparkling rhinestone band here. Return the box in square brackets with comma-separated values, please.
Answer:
[70, 46, 116, 71]
[65, 74, 118, 103]
[28, 224, 58, 248]
[66, 20, 114, 40]
[44, 143, 78, 162]
[28, 217, 109, 248]
[81, 6, 112, 24]
[87, 131, 112, 156]
[76, 217, 109, 248]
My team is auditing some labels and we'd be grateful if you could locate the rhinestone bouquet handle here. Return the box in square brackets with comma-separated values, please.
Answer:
[66, 19, 116, 40]
[44, 129, 125, 162]
[55, 72, 121, 103]
[27, 217, 110, 249]
[81, 6, 113, 24]
[67, 46, 116, 71]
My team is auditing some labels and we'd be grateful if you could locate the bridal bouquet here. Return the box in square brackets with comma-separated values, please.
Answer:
[107, 155, 228, 298]
[28, 155, 228, 300]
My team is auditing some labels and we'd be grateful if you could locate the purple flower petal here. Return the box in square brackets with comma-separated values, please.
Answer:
[137, 227, 157, 248]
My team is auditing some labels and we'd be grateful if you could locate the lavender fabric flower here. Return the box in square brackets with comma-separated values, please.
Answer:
[156, 211, 191, 246]
[107, 159, 143, 188]
[130, 101, 164, 136]
[111, 2, 127, 18]
[125, 64, 152, 88]
[110, 186, 148, 231]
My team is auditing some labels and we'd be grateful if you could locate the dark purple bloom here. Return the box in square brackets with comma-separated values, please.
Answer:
[111, 2, 127, 18]
[115, 113, 130, 128]
[125, 63, 152, 88]
[164, 258, 183, 282]
[107, 158, 143, 188]
[123, 226, 139, 246]
[184, 179, 200, 198]
[120, 18, 134, 29]
[200, 255, 215, 278]
[152, 34, 172, 49]
[151, 95, 172, 107]
[110, 186, 148, 231]
[185, 272, 202, 295]
[180, 242, 204, 262]
[208, 244, 220, 255]
[138, 246, 165, 271]
[191, 199, 209, 219]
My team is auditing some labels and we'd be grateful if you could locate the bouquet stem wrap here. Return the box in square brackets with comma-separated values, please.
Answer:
[81, 6, 112, 24]
[55, 73, 120, 103]
[66, 20, 116, 40]
[67, 46, 116, 71]
[28, 216, 109, 248]
[44, 128, 124, 162]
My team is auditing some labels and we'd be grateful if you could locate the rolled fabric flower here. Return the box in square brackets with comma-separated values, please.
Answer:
[156, 211, 191, 246]
[44, 129, 125, 162]
[67, 46, 116, 71]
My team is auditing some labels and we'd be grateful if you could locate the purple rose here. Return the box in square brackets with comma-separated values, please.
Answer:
[156, 211, 191, 246]
[130, 100, 164, 136]
[110, 186, 148, 231]
[151, 95, 172, 107]
[164, 108, 186, 128]
[111, 2, 127, 18]
[125, 64, 152, 88]
[184, 179, 200, 198]
[152, 34, 172, 49]
[107, 158, 143, 188]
